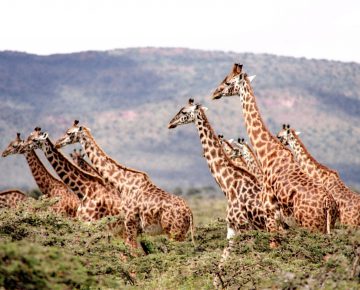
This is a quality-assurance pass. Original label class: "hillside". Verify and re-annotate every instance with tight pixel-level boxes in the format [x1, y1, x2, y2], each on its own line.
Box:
[0, 47, 359, 190]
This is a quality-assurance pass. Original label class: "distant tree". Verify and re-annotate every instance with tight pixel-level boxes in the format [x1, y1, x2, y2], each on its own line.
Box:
[173, 187, 183, 196]
[186, 187, 201, 196]
[28, 188, 42, 199]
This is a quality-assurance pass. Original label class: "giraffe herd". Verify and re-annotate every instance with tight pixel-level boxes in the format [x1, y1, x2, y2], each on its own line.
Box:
[1, 63, 359, 285]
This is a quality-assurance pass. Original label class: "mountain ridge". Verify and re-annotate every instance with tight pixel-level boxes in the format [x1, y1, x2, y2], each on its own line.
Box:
[0, 47, 359, 191]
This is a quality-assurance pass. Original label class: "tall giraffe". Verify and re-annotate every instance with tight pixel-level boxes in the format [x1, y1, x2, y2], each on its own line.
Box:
[168, 99, 283, 235]
[229, 138, 264, 183]
[21, 128, 124, 230]
[0, 189, 28, 209]
[168, 99, 285, 288]
[2, 133, 79, 217]
[55, 120, 194, 246]
[277, 124, 360, 226]
[211, 63, 338, 233]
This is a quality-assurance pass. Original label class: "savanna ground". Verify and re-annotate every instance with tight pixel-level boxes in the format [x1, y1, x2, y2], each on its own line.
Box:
[0, 194, 359, 289]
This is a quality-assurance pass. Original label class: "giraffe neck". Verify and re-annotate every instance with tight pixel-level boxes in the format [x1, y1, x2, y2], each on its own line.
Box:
[241, 84, 287, 168]
[288, 130, 337, 183]
[241, 145, 264, 182]
[24, 150, 62, 196]
[79, 129, 147, 193]
[194, 109, 257, 199]
[42, 138, 104, 199]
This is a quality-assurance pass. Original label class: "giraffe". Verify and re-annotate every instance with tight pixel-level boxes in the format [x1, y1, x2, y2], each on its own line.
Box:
[211, 63, 338, 233]
[54, 120, 194, 247]
[20, 128, 124, 233]
[277, 124, 360, 226]
[2, 133, 79, 217]
[168, 99, 285, 288]
[217, 134, 248, 168]
[229, 138, 264, 183]
[0, 189, 28, 209]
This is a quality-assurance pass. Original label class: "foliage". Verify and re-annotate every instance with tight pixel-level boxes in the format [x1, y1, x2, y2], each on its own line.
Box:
[0, 196, 359, 289]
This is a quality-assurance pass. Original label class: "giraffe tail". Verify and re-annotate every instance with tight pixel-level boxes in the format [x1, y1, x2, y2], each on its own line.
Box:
[189, 211, 196, 247]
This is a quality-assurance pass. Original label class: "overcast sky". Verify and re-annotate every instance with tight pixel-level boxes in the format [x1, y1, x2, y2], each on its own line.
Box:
[0, 0, 359, 62]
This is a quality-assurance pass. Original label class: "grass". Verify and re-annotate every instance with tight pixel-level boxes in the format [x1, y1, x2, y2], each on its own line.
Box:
[0, 195, 359, 289]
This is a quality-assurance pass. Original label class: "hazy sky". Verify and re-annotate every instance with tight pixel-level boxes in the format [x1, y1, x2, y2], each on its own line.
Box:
[0, 0, 359, 62]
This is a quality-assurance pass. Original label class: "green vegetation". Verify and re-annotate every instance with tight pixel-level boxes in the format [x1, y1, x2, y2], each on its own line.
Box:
[0, 196, 359, 289]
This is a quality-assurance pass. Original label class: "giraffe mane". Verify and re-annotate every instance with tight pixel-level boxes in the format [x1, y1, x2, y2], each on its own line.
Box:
[82, 127, 150, 179]
[26, 150, 66, 186]
[47, 137, 107, 186]
[289, 129, 339, 176]
[244, 81, 296, 156]
[199, 108, 258, 181]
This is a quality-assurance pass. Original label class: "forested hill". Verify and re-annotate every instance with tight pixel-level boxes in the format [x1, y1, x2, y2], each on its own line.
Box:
[0, 48, 359, 191]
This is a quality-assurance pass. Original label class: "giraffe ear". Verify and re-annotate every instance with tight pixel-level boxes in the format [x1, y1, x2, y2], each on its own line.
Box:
[40, 132, 49, 139]
[201, 106, 208, 111]
[248, 75, 256, 82]
[295, 131, 301, 135]
[228, 139, 234, 144]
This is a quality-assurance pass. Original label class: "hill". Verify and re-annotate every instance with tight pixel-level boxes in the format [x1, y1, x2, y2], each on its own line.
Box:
[0, 47, 359, 191]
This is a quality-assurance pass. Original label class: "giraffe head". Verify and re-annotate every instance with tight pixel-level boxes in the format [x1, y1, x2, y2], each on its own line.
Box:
[22, 127, 49, 152]
[2, 133, 25, 157]
[218, 134, 238, 158]
[229, 138, 247, 156]
[69, 148, 86, 164]
[55, 120, 85, 148]
[211, 63, 256, 101]
[167, 98, 208, 129]
[276, 124, 301, 146]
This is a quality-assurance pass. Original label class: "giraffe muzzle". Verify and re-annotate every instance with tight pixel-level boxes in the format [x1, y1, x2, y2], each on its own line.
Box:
[168, 123, 177, 129]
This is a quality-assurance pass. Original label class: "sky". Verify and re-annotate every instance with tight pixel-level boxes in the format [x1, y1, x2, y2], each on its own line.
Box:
[0, 0, 359, 63]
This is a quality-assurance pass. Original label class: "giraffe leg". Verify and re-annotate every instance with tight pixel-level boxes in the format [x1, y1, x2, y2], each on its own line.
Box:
[124, 216, 140, 250]
[213, 226, 237, 289]
[262, 187, 285, 232]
